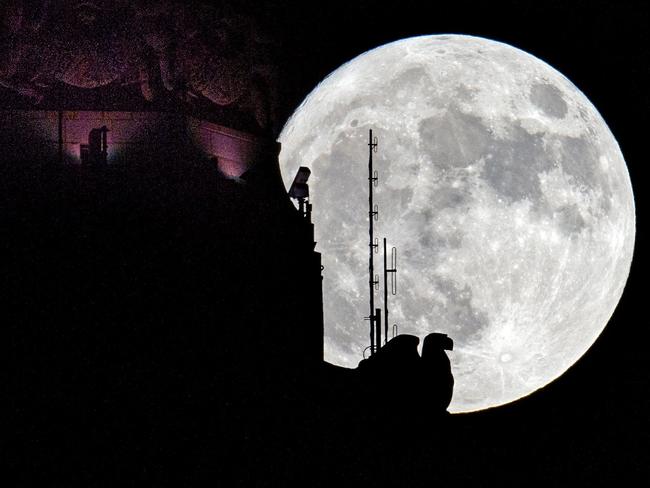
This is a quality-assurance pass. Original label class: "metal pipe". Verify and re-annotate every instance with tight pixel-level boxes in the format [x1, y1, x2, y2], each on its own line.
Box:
[58, 111, 63, 165]
[102, 127, 108, 163]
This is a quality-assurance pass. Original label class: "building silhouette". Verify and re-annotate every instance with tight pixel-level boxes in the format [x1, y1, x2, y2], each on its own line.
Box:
[2, 3, 455, 484]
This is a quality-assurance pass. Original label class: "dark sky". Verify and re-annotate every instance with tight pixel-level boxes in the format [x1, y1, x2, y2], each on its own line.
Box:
[3, 1, 646, 482]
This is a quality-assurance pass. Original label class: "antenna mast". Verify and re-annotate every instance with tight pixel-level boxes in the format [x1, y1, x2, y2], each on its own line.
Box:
[363, 129, 398, 357]
[367, 129, 380, 355]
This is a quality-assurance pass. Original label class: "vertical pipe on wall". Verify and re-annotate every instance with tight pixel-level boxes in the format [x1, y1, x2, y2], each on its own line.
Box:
[58, 111, 63, 165]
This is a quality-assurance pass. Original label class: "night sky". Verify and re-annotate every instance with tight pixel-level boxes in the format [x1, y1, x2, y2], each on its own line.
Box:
[3, 0, 647, 483]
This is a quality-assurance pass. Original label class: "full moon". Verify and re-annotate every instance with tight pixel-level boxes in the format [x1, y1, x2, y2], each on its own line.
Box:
[278, 35, 635, 413]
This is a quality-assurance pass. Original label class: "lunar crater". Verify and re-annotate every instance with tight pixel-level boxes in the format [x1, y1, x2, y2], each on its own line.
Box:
[530, 82, 569, 119]
[499, 353, 513, 363]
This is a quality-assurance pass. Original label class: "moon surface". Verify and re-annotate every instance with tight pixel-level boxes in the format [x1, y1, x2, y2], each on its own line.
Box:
[278, 35, 635, 413]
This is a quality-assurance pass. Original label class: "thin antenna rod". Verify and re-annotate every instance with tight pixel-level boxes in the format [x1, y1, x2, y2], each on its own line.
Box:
[367, 129, 379, 355]
[383, 238, 397, 345]
[384, 237, 388, 344]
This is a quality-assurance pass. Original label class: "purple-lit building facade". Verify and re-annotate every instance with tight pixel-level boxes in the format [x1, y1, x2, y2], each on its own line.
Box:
[0, 109, 268, 178]
[1, 0, 325, 384]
